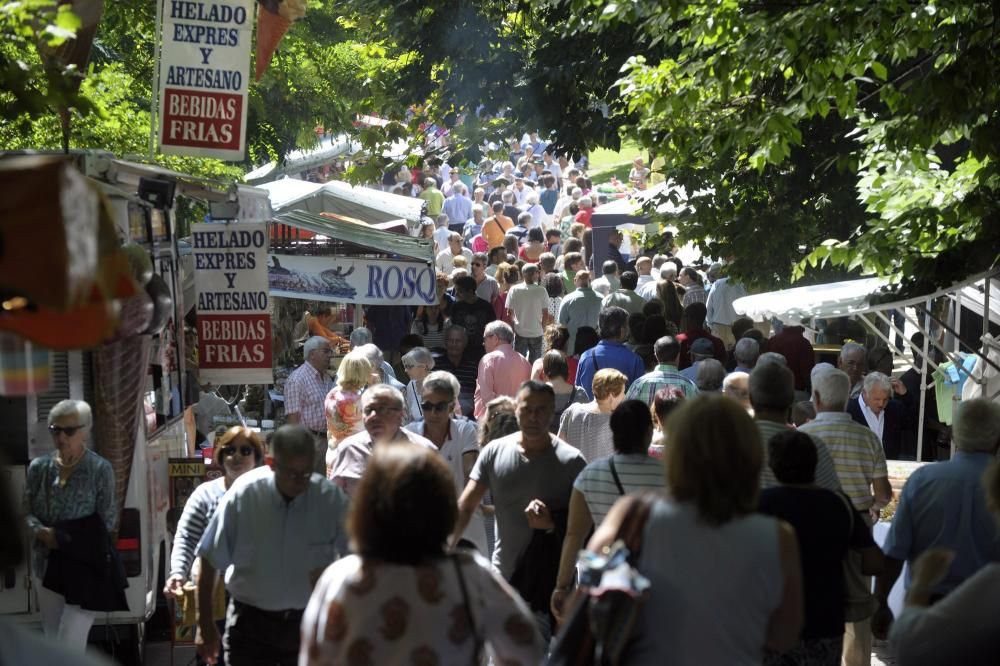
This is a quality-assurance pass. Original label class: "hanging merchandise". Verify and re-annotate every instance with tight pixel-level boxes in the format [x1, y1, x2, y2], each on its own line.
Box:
[962, 334, 1000, 402]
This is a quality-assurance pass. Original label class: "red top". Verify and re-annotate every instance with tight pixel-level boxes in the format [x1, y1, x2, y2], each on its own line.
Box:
[765, 326, 815, 391]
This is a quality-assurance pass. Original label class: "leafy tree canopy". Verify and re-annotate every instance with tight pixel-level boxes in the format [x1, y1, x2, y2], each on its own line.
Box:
[0, 1, 398, 181]
[343, 0, 1000, 294]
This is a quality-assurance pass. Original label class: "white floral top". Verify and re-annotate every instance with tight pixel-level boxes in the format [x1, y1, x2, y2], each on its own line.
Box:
[300, 552, 542, 666]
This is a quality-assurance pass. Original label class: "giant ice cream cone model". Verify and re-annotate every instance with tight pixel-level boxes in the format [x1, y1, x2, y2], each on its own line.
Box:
[255, 7, 290, 81]
[93, 288, 155, 523]
[94, 333, 152, 524]
[254, 0, 306, 80]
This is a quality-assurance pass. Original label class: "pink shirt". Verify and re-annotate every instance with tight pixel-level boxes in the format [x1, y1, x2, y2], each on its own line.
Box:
[473, 343, 531, 418]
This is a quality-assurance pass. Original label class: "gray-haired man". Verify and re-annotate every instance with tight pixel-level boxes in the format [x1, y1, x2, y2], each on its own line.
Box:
[196, 425, 349, 665]
[283, 336, 334, 473]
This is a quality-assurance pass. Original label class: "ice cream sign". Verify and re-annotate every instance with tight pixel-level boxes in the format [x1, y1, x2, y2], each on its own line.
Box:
[158, 1, 253, 160]
[193, 222, 274, 384]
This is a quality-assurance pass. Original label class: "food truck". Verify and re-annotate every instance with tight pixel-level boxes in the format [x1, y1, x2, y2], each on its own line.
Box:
[0, 151, 271, 663]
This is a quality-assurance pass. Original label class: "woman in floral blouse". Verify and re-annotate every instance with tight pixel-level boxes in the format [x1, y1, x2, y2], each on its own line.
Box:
[324, 350, 372, 476]
[300, 445, 542, 666]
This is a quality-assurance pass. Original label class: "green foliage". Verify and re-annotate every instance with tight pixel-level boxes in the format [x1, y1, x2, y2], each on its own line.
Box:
[600, 0, 1000, 293]
[0, 1, 399, 183]
[0, 1, 93, 121]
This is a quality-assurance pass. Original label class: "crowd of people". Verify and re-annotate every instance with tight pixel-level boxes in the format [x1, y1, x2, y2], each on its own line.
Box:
[9, 133, 999, 666]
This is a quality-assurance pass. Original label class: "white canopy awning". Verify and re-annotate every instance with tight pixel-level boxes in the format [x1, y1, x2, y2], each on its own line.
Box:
[734, 271, 1000, 325]
[258, 177, 426, 225]
[733, 277, 890, 324]
[244, 134, 359, 183]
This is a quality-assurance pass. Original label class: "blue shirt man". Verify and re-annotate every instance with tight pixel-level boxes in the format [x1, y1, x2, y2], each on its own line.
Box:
[443, 188, 473, 225]
[197, 426, 350, 664]
[873, 398, 1000, 637]
[575, 306, 646, 399]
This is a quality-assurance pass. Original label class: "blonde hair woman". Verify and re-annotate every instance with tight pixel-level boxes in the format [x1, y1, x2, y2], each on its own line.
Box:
[324, 350, 373, 475]
[556, 368, 627, 461]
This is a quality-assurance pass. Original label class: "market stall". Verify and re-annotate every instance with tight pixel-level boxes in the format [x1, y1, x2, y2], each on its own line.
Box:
[733, 270, 1000, 459]
[590, 181, 701, 269]
[264, 209, 436, 418]
[258, 176, 426, 228]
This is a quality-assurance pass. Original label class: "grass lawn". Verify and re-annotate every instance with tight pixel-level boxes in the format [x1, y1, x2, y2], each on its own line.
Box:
[587, 139, 644, 183]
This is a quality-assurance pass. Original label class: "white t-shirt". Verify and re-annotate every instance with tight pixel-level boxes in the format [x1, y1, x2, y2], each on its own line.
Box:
[404, 419, 487, 554]
[505, 282, 549, 338]
[432, 226, 452, 253]
[436, 247, 473, 274]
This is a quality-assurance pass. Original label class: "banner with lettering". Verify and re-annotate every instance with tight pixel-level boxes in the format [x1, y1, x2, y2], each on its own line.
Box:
[158, 0, 254, 160]
[268, 254, 436, 306]
[193, 223, 273, 384]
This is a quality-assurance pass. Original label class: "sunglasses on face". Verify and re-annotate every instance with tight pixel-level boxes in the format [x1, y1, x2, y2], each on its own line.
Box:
[421, 400, 454, 413]
[49, 425, 83, 437]
[220, 445, 255, 458]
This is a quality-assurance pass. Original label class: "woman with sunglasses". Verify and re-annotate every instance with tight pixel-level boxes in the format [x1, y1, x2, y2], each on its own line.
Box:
[164, 426, 263, 663]
[23, 399, 116, 652]
[403, 371, 488, 554]
[400, 346, 435, 425]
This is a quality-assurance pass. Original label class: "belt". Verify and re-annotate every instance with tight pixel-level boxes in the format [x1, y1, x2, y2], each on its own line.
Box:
[233, 598, 304, 621]
[309, 429, 326, 438]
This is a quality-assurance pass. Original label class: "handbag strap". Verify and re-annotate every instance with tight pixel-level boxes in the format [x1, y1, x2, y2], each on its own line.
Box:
[452, 555, 483, 659]
[608, 456, 626, 496]
[614, 493, 657, 562]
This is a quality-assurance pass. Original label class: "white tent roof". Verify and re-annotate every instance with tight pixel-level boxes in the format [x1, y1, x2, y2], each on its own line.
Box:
[734, 277, 889, 324]
[245, 134, 360, 183]
[734, 271, 1000, 325]
[257, 177, 425, 225]
[256, 178, 324, 211]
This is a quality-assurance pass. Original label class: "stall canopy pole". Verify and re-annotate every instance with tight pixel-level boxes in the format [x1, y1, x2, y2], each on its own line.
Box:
[954, 290, 963, 356]
[920, 300, 933, 461]
[983, 278, 991, 343]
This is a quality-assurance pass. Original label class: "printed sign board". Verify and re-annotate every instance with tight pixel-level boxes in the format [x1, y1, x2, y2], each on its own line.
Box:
[268, 253, 437, 306]
[193, 222, 274, 384]
[158, 0, 254, 160]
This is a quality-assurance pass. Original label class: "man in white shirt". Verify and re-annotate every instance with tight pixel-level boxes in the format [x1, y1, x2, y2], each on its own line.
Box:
[705, 273, 748, 348]
[542, 150, 561, 185]
[436, 232, 474, 274]
[591, 260, 620, 297]
[634, 256, 654, 291]
[637, 264, 677, 301]
[196, 425, 350, 665]
[506, 263, 550, 361]
[431, 214, 452, 253]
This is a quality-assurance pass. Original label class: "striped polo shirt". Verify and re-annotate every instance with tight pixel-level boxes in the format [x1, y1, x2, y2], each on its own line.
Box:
[755, 420, 843, 494]
[572, 453, 665, 525]
[799, 412, 888, 511]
